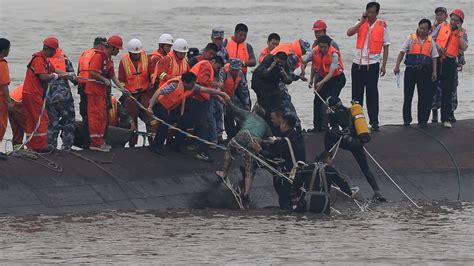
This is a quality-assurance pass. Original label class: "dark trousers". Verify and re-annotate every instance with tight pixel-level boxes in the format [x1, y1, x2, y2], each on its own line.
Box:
[151, 103, 186, 150]
[439, 57, 457, 122]
[224, 111, 238, 139]
[78, 84, 90, 148]
[314, 73, 346, 129]
[273, 176, 292, 210]
[403, 66, 433, 124]
[185, 98, 209, 153]
[351, 63, 380, 126]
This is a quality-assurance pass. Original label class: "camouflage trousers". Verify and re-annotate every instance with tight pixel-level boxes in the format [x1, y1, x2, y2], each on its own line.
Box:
[279, 82, 301, 128]
[47, 98, 76, 149]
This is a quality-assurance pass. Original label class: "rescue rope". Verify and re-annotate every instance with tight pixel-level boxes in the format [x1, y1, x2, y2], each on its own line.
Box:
[11, 149, 63, 172]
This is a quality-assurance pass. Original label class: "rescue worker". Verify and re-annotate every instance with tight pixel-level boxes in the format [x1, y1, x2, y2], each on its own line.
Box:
[294, 151, 357, 214]
[85, 35, 128, 152]
[77, 37, 107, 148]
[118, 38, 153, 147]
[310, 20, 340, 50]
[347, 1, 391, 131]
[224, 23, 257, 79]
[211, 29, 229, 64]
[253, 114, 306, 210]
[147, 72, 230, 155]
[108, 95, 134, 130]
[22, 37, 69, 152]
[46, 48, 77, 150]
[325, 96, 386, 202]
[152, 38, 190, 88]
[432, 9, 468, 128]
[150, 33, 173, 77]
[188, 43, 219, 68]
[8, 84, 26, 149]
[258, 33, 280, 63]
[215, 103, 273, 209]
[218, 58, 251, 139]
[309, 35, 346, 132]
[394, 19, 439, 128]
[0, 38, 12, 143]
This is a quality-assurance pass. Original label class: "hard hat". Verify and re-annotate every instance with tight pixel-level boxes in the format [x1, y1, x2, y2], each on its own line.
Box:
[158, 33, 174, 45]
[173, 38, 189, 53]
[107, 35, 124, 50]
[127, 38, 143, 53]
[450, 9, 465, 22]
[312, 20, 327, 31]
[43, 36, 59, 49]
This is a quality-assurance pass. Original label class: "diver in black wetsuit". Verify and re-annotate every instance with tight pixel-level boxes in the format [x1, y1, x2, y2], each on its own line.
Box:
[324, 96, 386, 202]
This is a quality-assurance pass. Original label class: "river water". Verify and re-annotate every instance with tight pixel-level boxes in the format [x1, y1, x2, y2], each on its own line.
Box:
[1, 0, 473, 263]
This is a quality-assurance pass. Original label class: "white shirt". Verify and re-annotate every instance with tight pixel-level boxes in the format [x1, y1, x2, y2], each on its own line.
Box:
[352, 19, 391, 65]
[400, 34, 439, 58]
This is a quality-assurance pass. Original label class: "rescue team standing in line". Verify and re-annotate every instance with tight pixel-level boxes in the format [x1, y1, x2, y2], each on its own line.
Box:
[0, 4, 468, 205]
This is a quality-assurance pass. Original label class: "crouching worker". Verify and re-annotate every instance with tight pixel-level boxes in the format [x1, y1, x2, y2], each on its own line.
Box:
[252, 114, 306, 210]
[147, 72, 230, 155]
[325, 96, 386, 202]
[215, 103, 273, 208]
[293, 151, 358, 214]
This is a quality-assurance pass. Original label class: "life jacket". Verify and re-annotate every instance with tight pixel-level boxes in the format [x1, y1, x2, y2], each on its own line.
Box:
[270, 40, 303, 68]
[77, 48, 96, 84]
[48, 48, 67, 72]
[10, 84, 23, 103]
[150, 49, 166, 63]
[152, 51, 189, 85]
[108, 95, 119, 127]
[404, 33, 433, 66]
[356, 19, 386, 55]
[190, 60, 214, 101]
[259, 47, 269, 63]
[121, 51, 150, 93]
[226, 37, 250, 73]
[436, 22, 465, 58]
[158, 77, 194, 114]
[83, 50, 112, 95]
[312, 46, 344, 77]
[222, 63, 242, 98]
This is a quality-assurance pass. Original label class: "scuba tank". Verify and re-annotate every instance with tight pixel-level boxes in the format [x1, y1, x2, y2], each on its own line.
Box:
[350, 101, 371, 144]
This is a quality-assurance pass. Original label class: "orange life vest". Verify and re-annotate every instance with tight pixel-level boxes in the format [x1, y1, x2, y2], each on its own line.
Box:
[222, 64, 242, 98]
[77, 48, 96, 84]
[259, 47, 269, 63]
[152, 51, 189, 85]
[436, 22, 465, 58]
[270, 40, 303, 68]
[190, 60, 214, 101]
[312, 46, 344, 77]
[10, 84, 23, 103]
[108, 95, 119, 127]
[158, 77, 194, 114]
[48, 48, 67, 72]
[151, 49, 165, 63]
[404, 33, 433, 67]
[121, 51, 150, 93]
[356, 19, 386, 54]
[226, 37, 250, 73]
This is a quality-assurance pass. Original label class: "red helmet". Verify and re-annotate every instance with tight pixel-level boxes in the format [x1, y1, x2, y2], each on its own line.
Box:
[43, 36, 59, 49]
[450, 9, 465, 22]
[107, 35, 124, 50]
[312, 20, 327, 31]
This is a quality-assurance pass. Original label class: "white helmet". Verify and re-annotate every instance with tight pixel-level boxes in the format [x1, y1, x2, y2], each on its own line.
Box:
[127, 38, 143, 54]
[158, 33, 173, 45]
[173, 38, 189, 53]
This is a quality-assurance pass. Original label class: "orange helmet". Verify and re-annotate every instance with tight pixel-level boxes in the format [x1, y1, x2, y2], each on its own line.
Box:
[107, 35, 124, 50]
[43, 36, 59, 49]
[450, 9, 465, 22]
[312, 20, 327, 31]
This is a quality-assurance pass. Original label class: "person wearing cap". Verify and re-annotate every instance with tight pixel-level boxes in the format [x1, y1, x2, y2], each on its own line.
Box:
[118, 38, 153, 147]
[394, 19, 439, 129]
[0, 38, 12, 143]
[22, 37, 70, 152]
[46, 46, 77, 150]
[219, 58, 251, 139]
[259, 33, 281, 63]
[85, 35, 127, 152]
[152, 38, 190, 88]
[188, 43, 219, 68]
[325, 96, 386, 202]
[211, 28, 229, 64]
[224, 23, 256, 78]
[431, 8, 468, 129]
[347, 1, 391, 131]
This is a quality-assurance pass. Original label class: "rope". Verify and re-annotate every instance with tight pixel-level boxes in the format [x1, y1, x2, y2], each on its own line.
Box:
[11, 149, 63, 172]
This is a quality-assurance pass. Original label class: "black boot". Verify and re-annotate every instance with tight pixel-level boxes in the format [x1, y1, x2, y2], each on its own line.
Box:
[431, 110, 438, 123]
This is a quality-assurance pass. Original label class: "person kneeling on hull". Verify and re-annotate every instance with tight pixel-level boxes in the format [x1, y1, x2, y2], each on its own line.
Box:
[325, 96, 386, 202]
[294, 151, 358, 214]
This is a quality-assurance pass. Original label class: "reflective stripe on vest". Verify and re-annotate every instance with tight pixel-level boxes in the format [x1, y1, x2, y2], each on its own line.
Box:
[312, 46, 344, 77]
[158, 77, 194, 114]
[190, 60, 214, 101]
[436, 22, 465, 58]
[222, 63, 242, 98]
[156, 51, 189, 82]
[78, 49, 96, 84]
[226, 37, 250, 73]
[48, 48, 67, 72]
[10, 84, 23, 103]
[121, 51, 150, 93]
[405, 33, 432, 66]
[356, 19, 386, 55]
[108, 96, 119, 127]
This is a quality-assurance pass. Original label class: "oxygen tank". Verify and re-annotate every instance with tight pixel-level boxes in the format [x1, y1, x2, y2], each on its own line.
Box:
[350, 102, 371, 144]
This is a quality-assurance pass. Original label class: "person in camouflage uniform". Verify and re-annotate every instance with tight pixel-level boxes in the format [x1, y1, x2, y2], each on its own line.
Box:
[47, 54, 77, 150]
